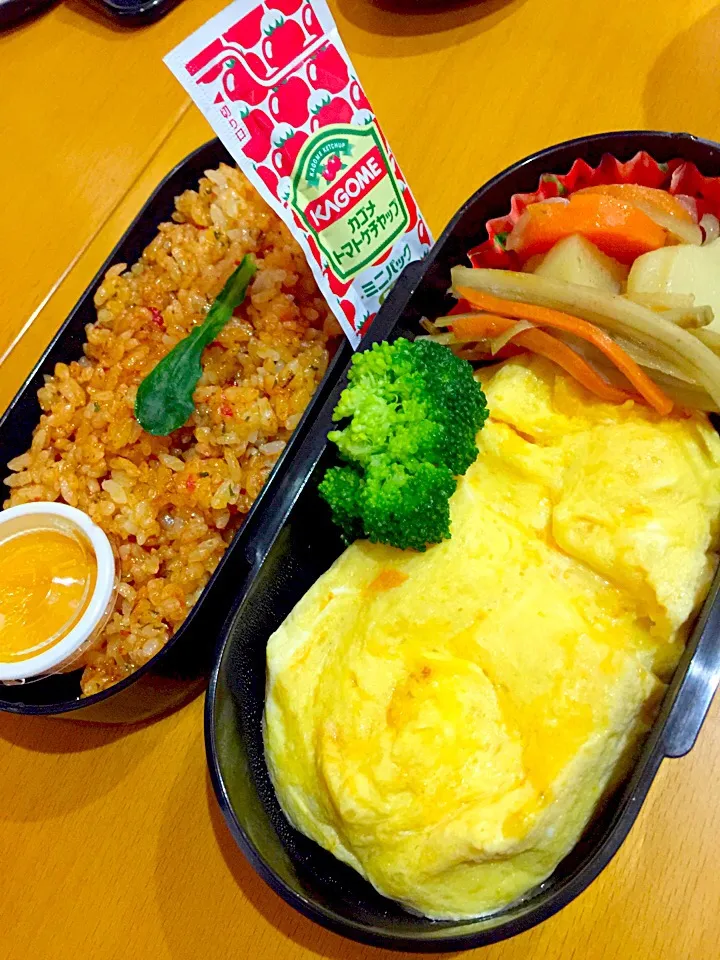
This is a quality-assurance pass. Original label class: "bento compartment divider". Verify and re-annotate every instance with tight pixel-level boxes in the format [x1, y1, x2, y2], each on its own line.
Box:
[663, 571, 720, 757]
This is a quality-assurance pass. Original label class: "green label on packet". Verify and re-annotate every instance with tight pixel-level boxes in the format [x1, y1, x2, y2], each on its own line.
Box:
[291, 124, 410, 281]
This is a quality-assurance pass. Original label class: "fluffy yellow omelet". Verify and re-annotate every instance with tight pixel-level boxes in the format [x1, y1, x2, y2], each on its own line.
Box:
[264, 356, 720, 920]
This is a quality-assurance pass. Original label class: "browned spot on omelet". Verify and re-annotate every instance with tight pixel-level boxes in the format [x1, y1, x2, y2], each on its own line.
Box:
[366, 569, 409, 594]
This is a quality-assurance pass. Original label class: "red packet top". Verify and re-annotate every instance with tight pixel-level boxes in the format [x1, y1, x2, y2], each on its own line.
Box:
[469, 150, 720, 269]
[165, 0, 432, 346]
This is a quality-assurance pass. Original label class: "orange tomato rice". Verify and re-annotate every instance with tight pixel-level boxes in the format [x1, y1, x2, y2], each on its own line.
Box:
[4, 163, 339, 695]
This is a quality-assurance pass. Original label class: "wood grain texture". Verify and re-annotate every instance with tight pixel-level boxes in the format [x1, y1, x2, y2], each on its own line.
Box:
[0, 0, 217, 361]
[2, 1, 720, 958]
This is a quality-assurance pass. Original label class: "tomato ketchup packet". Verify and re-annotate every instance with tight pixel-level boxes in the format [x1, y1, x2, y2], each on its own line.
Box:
[165, 0, 431, 346]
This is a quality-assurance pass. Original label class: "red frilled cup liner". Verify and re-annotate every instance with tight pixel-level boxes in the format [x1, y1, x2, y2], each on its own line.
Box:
[469, 151, 720, 269]
[164, 0, 432, 347]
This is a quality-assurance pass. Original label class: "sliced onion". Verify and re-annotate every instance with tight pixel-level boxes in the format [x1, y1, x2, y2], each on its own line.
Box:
[700, 214, 720, 245]
[489, 320, 533, 354]
[675, 195, 699, 221]
[632, 200, 702, 245]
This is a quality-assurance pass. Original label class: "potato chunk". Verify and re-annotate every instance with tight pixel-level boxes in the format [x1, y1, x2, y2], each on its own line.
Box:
[627, 239, 720, 330]
[531, 234, 628, 294]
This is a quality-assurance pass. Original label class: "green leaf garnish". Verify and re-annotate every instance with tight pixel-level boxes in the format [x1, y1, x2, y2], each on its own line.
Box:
[134, 256, 256, 436]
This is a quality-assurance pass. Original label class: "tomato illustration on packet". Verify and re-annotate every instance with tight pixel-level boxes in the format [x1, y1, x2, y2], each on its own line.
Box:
[307, 44, 349, 93]
[269, 75, 311, 125]
[165, 0, 431, 347]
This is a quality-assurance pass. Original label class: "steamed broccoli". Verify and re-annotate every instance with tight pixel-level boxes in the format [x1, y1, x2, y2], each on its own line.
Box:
[318, 338, 488, 551]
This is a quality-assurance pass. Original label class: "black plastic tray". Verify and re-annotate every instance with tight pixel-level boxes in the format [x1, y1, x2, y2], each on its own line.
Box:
[205, 131, 720, 950]
[0, 139, 351, 723]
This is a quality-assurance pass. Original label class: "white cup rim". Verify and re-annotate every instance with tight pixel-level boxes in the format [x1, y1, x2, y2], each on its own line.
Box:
[0, 502, 116, 682]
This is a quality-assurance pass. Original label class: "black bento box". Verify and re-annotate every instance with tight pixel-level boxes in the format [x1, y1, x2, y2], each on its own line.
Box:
[0, 139, 351, 723]
[204, 132, 720, 951]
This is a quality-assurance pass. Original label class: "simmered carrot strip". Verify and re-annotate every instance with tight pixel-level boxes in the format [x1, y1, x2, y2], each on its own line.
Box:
[451, 313, 516, 339]
[512, 328, 637, 405]
[506, 193, 666, 264]
[450, 313, 635, 402]
[575, 184, 695, 223]
[454, 286, 673, 415]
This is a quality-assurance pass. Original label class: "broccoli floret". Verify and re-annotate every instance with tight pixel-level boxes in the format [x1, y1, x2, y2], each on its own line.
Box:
[317, 465, 364, 542]
[318, 338, 488, 551]
[361, 460, 457, 551]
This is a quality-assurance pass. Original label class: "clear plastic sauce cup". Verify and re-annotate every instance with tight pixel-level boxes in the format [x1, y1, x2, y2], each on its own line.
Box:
[0, 503, 117, 684]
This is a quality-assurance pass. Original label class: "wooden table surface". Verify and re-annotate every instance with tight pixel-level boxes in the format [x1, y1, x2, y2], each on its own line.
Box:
[1, 0, 720, 957]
